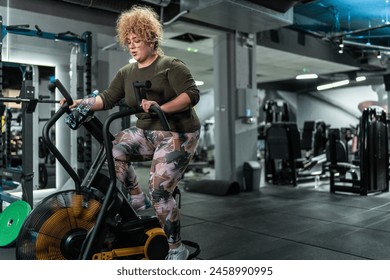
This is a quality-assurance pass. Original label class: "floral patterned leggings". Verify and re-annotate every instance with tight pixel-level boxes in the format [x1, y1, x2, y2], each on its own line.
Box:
[112, 127, 200, 246]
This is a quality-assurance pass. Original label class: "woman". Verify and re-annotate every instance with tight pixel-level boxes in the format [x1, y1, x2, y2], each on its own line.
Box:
[64, 5, 201, 260]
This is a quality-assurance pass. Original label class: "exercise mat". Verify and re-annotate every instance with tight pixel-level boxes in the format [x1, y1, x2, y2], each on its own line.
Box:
[184, 179, 241, 196]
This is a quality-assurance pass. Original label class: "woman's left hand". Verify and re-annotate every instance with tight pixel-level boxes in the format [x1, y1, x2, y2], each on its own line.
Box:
[141, 99, 158, 112]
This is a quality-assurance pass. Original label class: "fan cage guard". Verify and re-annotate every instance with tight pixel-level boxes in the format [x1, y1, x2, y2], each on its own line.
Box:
[16, 190, 102, 260]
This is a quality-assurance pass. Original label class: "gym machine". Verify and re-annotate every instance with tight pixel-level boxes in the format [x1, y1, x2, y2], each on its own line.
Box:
[0, 17, 92, 202]
[0, 17, 92, 247]
[0, 67, 62, 247]
[264, 122, 301, 186]
[16, 79, 200, 260]
[329, 106, 389, 195]
[264, 115, 335, 187]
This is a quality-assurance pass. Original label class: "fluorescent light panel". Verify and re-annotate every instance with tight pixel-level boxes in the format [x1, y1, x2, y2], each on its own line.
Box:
[317, 76, 366, 91]
[356, 76, 366, 82]
[296, 73, 318, 80]
[317, 79, 350, 91]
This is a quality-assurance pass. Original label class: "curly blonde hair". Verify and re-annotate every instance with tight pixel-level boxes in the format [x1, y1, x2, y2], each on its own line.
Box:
[116, 5, 164, 55]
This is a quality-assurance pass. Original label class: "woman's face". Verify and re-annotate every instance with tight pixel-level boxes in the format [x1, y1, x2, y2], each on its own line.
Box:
[126, 32, 155, 65]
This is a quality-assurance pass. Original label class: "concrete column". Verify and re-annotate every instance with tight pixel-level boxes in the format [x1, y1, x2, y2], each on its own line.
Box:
[213, 32, 259, 188]
[213, 32, 235, 181]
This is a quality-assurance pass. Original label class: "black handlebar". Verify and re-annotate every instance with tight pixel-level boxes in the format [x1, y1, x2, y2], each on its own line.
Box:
[131, 80, 170, 130]
[49, 79, 170, 132]
[43, 79, 172, 260]
[130, 80, 170, 131]
[149, 105, 171, 131]
[53, 79, 74, 106]
[133, 80, 152, 89]
[42, 82, 80, 189]
[133, 80, 151, 105]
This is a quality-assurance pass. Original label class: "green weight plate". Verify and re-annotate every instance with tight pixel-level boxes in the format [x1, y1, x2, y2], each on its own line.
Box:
[0, 200, 31, 247]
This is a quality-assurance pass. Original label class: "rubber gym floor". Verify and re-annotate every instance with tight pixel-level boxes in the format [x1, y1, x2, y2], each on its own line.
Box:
[2, 165, 390, 260]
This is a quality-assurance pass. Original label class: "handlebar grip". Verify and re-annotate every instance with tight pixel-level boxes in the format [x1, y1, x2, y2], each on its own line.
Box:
[133, 80, 152, 89]
[150, 105, 171, 131]
[53, 79, 74, 106]
[133, 80, 152, 105]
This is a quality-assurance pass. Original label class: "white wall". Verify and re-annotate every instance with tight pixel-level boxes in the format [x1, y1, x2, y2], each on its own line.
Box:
[297, 84, 384, 130]
[258, 82, 387, 132]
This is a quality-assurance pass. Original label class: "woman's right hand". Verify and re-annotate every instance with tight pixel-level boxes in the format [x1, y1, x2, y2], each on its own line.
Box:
[60, 98, 80, 109]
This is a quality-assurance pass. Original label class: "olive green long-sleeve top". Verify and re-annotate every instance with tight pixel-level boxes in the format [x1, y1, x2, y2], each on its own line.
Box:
[99, 55, 201, 132]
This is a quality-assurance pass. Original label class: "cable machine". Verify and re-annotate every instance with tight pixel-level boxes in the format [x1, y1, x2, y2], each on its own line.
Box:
[0, 16, 92, 209]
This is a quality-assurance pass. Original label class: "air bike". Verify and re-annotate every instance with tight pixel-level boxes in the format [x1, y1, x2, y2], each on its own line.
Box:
[15, 79, 200, 260]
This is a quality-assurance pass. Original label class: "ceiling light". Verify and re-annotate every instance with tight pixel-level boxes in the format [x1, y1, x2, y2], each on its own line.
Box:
[129, 58, 137, 64]
[187, 47, 198, 53]
[356, 76, 366, 82]
[296, 73, 318, 80]
[317, 79, 350, 91]
[195, 80, 204, 86]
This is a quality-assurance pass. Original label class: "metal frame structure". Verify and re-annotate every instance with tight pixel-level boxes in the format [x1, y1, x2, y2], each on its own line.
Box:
[0, 16, 92, 209]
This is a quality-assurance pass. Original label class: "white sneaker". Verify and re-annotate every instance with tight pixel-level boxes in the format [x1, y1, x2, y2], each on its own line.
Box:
[129, 193, 152, 212]
[165, 244, 189, 260]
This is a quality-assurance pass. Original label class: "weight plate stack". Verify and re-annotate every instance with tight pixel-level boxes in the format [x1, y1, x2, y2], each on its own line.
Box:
[0, 200, 31, 247]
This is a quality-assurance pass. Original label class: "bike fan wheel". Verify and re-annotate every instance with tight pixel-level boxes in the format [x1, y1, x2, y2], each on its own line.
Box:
[15, 190, 102, 260]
